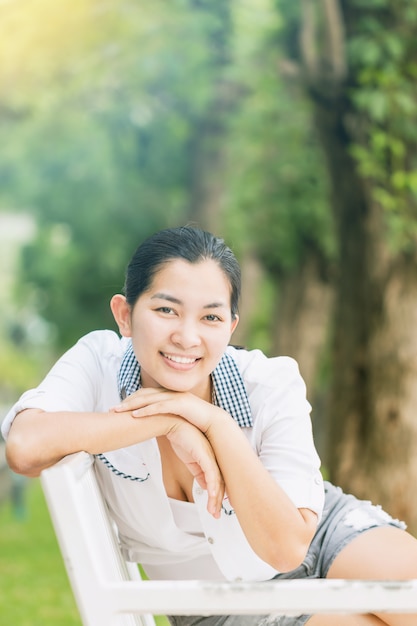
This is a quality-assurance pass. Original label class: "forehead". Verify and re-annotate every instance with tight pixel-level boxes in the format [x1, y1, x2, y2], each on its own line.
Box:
[150, 258, 232, 298]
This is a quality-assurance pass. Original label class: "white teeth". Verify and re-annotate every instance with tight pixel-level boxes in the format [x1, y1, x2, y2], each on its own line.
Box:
[163, 353, 197, 364]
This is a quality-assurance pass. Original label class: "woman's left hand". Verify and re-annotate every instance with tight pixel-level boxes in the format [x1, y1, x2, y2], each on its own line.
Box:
[113, 387, 225, 433]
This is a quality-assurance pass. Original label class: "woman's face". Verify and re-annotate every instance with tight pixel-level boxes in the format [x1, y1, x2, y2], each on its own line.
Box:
[113, 258, 239, 400]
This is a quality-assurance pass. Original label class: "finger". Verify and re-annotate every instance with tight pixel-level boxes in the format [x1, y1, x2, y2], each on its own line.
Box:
[207, 477, 225, 519]
[131, 401, 181, 418]
[132, 395, 214, 432]
[195, 461, 225, 519]
[112, 388, 174, 412]
[178, 455, 224, 518]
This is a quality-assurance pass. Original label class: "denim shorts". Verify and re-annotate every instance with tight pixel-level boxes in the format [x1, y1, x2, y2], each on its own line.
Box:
[167, 482, 406, 626]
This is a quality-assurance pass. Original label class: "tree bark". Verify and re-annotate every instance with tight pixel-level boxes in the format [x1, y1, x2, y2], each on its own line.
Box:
[270, 253, 334, 397]
[303, 21, 417, 532]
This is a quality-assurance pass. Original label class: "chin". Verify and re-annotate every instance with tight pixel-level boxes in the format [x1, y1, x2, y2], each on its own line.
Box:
[164, 381, 194, 393]
[161, 375, 201, 394]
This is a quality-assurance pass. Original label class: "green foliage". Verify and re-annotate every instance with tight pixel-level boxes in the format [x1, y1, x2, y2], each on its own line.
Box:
[0, 341, 49, 399]
[225, 4, 334, 276]
[0, 479, 81, 625]
[347, 0, 417, 249]
[0, 0, 338, 357]
[0, 479, 169, 625]
[0, 0, 236, 350]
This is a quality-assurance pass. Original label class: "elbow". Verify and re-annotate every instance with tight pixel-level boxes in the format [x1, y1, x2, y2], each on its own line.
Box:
[255, 531, 312, 573]
[267, 509, 318, 572]
[268, 541, 310, 573]
[5, 409, 52, 477]
[6, 432, 42, 477]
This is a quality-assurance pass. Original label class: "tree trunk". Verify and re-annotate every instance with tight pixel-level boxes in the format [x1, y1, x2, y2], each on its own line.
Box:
[281, 0, 417, 532]
[232, 254, 266, 350]
[364, 258, 417, 527]
[270, 253, 334, 397]
[311, 82, 417, 533]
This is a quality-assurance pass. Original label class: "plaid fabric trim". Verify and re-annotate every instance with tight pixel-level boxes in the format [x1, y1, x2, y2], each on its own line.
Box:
[211, 352, 253, 428]
[95, 453, 150, 482]
[96, 341, 253, 481]
[118, 341, 253, 427]
[118, 341, 140, 399]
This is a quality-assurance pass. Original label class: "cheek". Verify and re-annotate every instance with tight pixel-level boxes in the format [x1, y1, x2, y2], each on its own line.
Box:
[207, 329, 233, 354]
[131, 341, 157, 374]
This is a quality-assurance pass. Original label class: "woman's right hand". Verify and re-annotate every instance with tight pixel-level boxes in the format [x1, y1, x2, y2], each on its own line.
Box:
[165, 418, 225, 518]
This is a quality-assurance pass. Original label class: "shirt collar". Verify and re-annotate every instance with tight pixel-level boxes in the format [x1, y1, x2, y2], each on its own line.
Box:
[211, 351, 253, 427]
[118, 342, 253, 428]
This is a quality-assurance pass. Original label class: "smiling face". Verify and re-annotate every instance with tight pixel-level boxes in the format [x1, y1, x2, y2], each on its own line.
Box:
[111, 258, 239, 400]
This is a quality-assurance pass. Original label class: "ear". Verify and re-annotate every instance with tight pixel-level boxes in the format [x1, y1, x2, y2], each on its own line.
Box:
[230, 315, 239, 336]
[110, 294, 132, 337]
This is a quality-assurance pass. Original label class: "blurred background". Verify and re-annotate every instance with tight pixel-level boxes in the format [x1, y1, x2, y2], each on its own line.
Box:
[1, 0, 417, 623]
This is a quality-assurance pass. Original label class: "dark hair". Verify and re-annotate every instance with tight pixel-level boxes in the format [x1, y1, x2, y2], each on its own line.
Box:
[124, 226, 241, 318]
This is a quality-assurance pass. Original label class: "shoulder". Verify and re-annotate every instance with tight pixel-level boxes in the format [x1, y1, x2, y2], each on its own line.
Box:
[55, 330, 129, 380]
[74, 329, 128, 359]
[225, 345, 309, 416]
[225, 345, 303, 390]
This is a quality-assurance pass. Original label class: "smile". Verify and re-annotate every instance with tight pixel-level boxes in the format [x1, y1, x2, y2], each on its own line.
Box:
[161, 353, 200, 364]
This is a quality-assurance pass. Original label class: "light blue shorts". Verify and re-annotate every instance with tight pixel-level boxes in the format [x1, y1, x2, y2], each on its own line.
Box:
[167, 482, 406, 626]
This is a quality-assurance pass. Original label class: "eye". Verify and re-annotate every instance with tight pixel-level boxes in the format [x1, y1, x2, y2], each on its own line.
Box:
[155, 306, 176, 315]
[204, 314, 221, 322]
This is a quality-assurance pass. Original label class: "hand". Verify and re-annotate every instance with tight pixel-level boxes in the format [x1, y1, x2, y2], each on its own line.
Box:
[165, 419, 225, 518]
[113, 387, 226, 433]
[113, 389, 225, 517]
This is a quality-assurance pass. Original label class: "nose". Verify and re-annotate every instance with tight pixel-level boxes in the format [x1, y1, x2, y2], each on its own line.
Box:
[171, 319, 201, 349]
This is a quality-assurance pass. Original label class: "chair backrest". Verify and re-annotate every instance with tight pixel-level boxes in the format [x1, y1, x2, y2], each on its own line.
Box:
[41, 451, 417, 626]
[41, 451, 155, 626]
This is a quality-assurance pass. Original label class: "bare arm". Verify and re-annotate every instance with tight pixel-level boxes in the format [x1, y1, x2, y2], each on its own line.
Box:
[204, 410, 318, 572]
[6, 408, 178, 477]
[6, 408, 224, 518]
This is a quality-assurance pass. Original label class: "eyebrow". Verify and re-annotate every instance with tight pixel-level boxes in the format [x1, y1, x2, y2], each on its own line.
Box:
[151, 292, 227, 309]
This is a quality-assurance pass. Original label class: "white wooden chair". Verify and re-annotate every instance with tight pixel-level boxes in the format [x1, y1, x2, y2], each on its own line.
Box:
[40, 451, 417, 626]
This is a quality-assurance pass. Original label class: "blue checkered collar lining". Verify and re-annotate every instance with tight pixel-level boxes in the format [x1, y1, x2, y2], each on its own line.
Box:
[118, 341, 253, 428]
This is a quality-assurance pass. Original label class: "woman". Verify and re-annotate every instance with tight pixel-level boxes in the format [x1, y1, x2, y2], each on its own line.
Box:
[3, 226, 417, 626]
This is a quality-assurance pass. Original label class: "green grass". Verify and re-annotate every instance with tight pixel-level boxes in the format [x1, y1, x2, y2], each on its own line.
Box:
[0, 478, 168, 625]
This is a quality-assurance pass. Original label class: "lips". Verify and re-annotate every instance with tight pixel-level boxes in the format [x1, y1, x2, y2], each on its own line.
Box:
[161, 352, 200, 365]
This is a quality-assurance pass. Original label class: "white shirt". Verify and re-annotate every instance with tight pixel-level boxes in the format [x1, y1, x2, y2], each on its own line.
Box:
[2, 330, 324, 582]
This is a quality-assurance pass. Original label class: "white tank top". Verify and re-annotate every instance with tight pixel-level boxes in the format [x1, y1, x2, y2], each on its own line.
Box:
[141, 498, 225, 581]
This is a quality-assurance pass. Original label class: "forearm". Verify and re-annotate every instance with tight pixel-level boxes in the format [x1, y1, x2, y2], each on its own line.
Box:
[112, 387, 318, 559]
[206, 414, 317, 572]
[6, 408, 176, 478]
